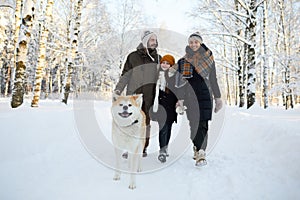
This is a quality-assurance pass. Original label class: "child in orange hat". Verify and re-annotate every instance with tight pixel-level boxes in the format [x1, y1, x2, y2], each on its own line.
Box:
[151, 54, 179, 163]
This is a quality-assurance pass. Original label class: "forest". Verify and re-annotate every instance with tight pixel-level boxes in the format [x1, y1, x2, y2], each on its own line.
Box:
[0, 0, 299, 109]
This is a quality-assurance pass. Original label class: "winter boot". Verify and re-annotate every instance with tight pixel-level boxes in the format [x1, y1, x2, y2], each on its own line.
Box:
[122, 152, 128, 159]
[165, 149, 169, 157]
[195, 149, 207, 166]
[193, 146, 199, 160]
[158, 149, 167, 163]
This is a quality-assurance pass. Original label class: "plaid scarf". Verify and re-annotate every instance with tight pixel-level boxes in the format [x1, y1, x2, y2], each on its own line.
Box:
[179, 44, 214, 79]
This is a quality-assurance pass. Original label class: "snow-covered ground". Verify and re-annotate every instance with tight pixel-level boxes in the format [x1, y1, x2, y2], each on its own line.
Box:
[0, 98, 299, 200]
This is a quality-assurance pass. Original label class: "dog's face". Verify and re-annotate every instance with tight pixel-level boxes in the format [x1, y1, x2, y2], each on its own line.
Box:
[111, 94, 143, 127]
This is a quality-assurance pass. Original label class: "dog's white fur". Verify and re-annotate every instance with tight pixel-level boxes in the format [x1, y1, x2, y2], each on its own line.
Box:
[111, 94, 146, 189]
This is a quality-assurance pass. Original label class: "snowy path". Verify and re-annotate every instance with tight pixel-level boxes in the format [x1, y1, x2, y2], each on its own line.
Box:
[0, 99, 299, 200]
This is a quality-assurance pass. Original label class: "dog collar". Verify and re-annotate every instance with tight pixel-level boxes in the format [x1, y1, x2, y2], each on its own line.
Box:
[120, 119, 139, 128]
[130, 120, 139, 126]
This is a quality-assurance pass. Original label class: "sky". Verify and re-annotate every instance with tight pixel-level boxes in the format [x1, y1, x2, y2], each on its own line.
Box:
[105, 0, 198, 35]
[140, 0, 198, 34]
[0, 98, 299, 199]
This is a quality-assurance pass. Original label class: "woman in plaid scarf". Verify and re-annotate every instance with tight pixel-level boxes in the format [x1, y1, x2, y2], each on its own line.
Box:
[175, 32, 223, 167]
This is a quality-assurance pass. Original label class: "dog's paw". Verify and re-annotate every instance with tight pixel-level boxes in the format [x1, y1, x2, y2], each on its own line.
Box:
[113, 174, 120, 181]
[128, 184, 136, 190]
[122, 152, 128, 159]
[137, 167, 142, 172]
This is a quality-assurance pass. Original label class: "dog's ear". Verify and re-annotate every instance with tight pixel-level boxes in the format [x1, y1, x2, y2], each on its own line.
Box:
[133, 94, 143, 108]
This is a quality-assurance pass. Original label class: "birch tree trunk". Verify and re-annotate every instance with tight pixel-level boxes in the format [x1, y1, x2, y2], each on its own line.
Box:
[61, 3, 73, 104]
[223, 38, 231, 105]
[2, 38, 14, 97]
[57, 65, 61, 93]
[45, 65, 51, 98]
[262, 0, 269, 109]
[5, 0, 23, 95]
[272, 4, 282, 106]
[237, 48, 244, 107]
[279, 0, 293, 109]
[246, 0, 257, 109]
[241, 29, 248, 108]
[62, 0, 83, 104]
[4, 38, 14, 97]
[31, 0, 53, 107]
[0, 0, 21, 97]
[234, 0, 245, 107]
[11, 0, 35, 108]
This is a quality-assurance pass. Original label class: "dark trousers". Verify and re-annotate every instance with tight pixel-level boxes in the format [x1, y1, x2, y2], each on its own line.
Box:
[142, 103, 151, 151]
[158, 122, 173, 152]
[189, 120, 209, 151]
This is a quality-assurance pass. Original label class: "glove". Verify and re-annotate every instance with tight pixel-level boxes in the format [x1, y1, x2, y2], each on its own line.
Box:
[214, 98, 222, 113]
[176, 100, 187, 115]
[112, 90, 121, 102]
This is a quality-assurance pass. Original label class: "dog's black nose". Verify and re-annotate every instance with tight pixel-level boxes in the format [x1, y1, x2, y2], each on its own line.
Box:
[123, 105, 128, 110]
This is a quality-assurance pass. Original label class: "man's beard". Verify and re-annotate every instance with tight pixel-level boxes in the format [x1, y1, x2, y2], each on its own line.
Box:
[147, 43, 157, 49]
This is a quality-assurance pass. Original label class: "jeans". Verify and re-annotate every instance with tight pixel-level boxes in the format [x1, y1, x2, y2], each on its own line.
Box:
[158, 122, 173, 152]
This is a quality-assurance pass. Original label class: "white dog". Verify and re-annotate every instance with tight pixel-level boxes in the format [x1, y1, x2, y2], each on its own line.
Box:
[111, 94, 146, 189]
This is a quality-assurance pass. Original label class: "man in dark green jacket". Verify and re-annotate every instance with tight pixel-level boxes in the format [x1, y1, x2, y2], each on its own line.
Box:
[113, 30, 161, 157]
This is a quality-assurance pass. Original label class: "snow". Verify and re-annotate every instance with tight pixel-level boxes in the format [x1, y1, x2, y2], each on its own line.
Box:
[0, 98, 300, 200]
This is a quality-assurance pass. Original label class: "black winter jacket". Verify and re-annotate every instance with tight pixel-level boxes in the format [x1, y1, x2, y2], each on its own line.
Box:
[115, 43, 161, 120]
[150, 70, 178, 125]
[178, 57, 221, 121]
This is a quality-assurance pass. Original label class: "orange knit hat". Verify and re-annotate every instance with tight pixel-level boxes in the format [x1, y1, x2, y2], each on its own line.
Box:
[160, 54, 175, 66]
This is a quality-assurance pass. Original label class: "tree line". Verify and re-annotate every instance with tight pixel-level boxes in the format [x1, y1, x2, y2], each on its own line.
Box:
[191, 0, 299, 109]
[0, 0, 299, 109]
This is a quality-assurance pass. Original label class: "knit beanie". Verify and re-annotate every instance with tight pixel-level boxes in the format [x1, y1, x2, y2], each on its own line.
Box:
[188, 31, 203, 43]
[141, 30, 158, 49]
[141, 30, 158, 61]
[160, 54, 175, 66]
[153, 54, 175, 113]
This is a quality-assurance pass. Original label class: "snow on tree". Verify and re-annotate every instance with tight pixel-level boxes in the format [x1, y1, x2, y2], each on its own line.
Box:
[31, 0, 54, 107]
[11, 0, 36, 108]
[0, 0, 298, 108]
[62, 0, 83, 104]
[261, 0, 269, 109]
[190, 0, 299, 109]
[0, 4, 14, 97]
